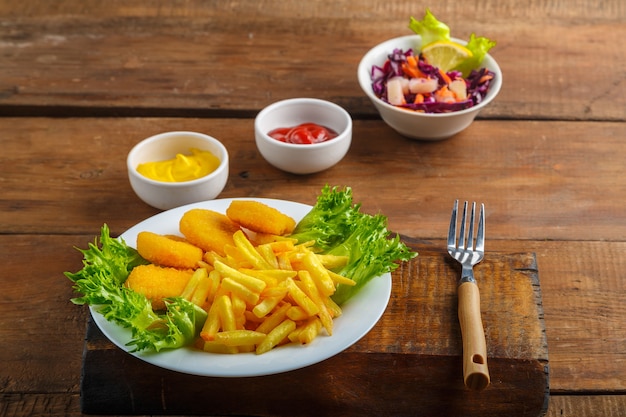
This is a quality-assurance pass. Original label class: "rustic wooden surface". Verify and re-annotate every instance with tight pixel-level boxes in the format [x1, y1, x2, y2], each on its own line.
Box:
[81, 250, 548, 417]
[1, 0, 625, 416]
[0, 1, 624, 121]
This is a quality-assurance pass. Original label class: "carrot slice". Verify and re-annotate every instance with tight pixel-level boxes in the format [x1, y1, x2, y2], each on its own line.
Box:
[413, 93, 425, 104]
[402, 55, 426, 79]
[438, 68, 452, 85]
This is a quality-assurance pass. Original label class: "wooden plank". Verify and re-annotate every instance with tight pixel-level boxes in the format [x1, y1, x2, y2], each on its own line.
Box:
[0, 234, 90, 393]
[0, 1, 624, 120]
[2, 0, 623, 18]
[1, 392, 623, 417]
[0, 394, 83, 416]
[1, 118, 625, 242]
[80, 250, 549, 416]
[547, 396, 626, 417]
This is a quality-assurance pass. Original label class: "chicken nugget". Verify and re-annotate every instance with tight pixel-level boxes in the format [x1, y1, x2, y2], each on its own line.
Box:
[179, 208, 241, 256]
[125, 264, 193, 310]
[226, 200, 296, 236]
[136, 231, 203, 269]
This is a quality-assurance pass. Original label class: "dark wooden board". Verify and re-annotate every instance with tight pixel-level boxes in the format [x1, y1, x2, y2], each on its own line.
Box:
[81, 248, 549, 416]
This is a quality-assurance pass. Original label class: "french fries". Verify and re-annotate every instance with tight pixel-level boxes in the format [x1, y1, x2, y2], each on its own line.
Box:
[133, 200, 357, 355]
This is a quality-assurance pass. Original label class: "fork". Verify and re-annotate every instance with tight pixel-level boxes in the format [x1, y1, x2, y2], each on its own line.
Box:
[447, 200, 491, 391]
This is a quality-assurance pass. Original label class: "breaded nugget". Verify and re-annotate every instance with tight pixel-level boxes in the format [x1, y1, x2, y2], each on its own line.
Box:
[163, 234, 188, 242]
[125, 264, 193, 310]
[179, 208, 241, 256]
[136, 231, 203, 269]
[226, 200, 296, 235]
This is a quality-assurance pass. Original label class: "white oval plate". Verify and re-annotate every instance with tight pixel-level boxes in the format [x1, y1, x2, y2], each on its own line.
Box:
[90, 198, 392, 377]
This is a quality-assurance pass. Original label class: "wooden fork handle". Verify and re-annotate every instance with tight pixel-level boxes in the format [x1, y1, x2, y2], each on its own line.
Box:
[458, 281, 491, 391]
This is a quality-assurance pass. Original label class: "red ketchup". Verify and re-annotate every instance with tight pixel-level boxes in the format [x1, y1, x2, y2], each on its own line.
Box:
[268, 123, 338, 144]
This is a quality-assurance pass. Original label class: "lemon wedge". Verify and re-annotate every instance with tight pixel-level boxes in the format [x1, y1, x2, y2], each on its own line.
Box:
[421, 40, 473, 72]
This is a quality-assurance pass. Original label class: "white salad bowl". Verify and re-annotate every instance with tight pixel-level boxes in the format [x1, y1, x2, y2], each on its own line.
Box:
[127, 131, 229, 210]
[254, 98, 353, 174]
[357, 35, 502, 141]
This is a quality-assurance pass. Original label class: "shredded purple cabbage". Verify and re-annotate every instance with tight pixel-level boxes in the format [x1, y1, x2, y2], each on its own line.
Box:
[370, 48, 494, 113]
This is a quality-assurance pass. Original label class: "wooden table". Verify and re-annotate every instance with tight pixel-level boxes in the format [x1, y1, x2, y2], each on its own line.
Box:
[1, 1, 624, 416]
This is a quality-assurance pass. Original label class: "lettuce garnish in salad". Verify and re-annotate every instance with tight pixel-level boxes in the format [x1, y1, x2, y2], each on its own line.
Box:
[371, 9, 496, 113]
[407, 8, 451, 46]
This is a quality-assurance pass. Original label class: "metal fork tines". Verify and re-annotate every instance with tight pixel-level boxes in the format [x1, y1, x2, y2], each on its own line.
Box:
[447, 200, 485, 283]
[447, 200, 490, 391]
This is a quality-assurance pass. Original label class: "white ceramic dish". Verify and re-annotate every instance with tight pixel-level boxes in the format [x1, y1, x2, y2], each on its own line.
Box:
[90, 198, 392, 377]
[254, 98, 352, 174]
[357, 35, 502, 141]
[127, 131, 229, 210]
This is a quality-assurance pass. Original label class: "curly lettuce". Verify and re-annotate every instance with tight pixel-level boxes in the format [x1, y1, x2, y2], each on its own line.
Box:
[290, 186, 417, 305]
[455, 34, 497, 76]
[65, 225, 207, 352]
[408, 8, 451, 46]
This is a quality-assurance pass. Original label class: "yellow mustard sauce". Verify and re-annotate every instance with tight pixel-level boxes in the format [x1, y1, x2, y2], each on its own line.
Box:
[136, 148, 220, 182]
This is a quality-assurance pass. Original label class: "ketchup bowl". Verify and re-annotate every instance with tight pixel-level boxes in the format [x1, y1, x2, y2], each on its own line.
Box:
[127, 131, 229, 210]
[254, 98, 352, 174]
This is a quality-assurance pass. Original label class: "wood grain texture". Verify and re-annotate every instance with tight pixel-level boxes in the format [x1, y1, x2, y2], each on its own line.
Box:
[1, 393, 623, 417]
[1, 237, 623, 397]
[0, 1, 624, 120]
[2, 117, 625, 241]
[1, 117, 625, 413]
[79, 250, 548, 417]
[1, 0, 625, 415]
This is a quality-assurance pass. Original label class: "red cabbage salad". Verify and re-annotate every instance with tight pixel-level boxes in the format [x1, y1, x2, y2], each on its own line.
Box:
[370, 10, 497, 114]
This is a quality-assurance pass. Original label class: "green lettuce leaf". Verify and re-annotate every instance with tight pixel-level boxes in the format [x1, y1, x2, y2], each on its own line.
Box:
[454, 33, 497, 75]
[290, 185, 417, 305]
[408, 8, 450, 46]
[65, 225, 206, 352]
